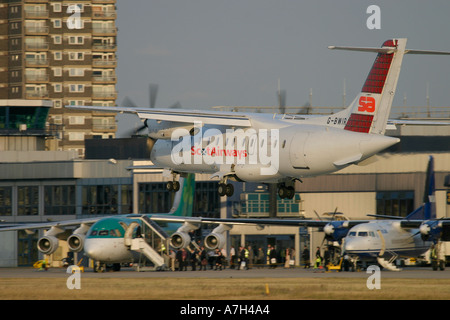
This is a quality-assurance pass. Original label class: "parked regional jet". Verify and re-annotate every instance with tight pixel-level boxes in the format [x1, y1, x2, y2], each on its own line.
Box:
[0, 174, 197, 272]
[67, 38, 450, 197]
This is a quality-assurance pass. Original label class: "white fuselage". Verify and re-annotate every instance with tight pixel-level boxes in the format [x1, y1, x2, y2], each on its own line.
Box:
[150, 115, 399, 183]
[343, 221, 432, 260]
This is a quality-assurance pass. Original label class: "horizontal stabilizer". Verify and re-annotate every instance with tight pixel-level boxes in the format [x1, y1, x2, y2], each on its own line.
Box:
[329, 46, 450, 56]
[328, 46, 396, 54]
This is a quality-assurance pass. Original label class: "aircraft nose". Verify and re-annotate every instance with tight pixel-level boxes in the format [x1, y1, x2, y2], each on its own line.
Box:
[83, 239, 100, 260]
[344, 239, 357, 253]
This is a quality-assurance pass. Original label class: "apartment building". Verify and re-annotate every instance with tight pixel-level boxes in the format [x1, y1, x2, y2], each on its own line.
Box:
[0, 0, 118, 156]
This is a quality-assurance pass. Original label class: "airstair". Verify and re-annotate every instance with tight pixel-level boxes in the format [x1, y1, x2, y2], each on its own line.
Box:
[125, 215, 170, 271]
[376, 230, 402, 271]
[377, 255, 402, 271]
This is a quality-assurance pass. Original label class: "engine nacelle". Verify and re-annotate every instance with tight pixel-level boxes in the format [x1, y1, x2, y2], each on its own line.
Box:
[147, 120, 196, 140]
[323, 221, 348, 243]
[420, 221, 443, 242]
[170, 231, 191, 249]
[204, 224, 232, 250]
[204, 232, 226, 250]
[37, 236, 59, 255]
[67, 234, 85, 252]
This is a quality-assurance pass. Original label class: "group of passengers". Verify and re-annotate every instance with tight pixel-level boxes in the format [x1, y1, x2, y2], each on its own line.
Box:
[169, 247, 226, 271]
[167, 244, 296, 271]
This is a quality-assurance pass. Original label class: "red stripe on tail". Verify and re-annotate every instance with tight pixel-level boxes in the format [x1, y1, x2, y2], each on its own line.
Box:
[344, 113, 374, 133]
[361, 40, 398, 94]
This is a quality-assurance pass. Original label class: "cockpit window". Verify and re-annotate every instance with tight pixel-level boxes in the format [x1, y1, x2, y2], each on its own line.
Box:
[348, 232, 356, 237]
[98, 230, 109, 236]
[358, 231, 368, 237]
[110, 229, 122, 237]
[90, 230, 98, 236]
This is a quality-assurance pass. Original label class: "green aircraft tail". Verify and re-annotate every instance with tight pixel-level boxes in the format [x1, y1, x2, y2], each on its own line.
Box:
[168, 173, 195, 217]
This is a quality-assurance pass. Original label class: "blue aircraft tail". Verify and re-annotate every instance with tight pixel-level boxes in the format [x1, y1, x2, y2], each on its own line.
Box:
[168, 173, 195, 217]
[405, 156, 436, 220]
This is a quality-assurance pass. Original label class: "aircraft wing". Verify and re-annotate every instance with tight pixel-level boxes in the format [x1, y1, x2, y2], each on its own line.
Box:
[387, 119, 450, 126]
[0, 217, 103, 232]
[149, 215, 366, 229]
[66, 105, 252, 127]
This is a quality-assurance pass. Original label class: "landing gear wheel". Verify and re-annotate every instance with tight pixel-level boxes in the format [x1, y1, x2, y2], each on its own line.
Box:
[173, 181, 180, 191]
[218, 183, 226, 196]
[94, 262, 105, 273]
[166, 181, 173, 191]
[286, 186, 295, 199]
[278, 186, 287, 199]
[218, 183, 234, 197]
[225, 183, 234, 197]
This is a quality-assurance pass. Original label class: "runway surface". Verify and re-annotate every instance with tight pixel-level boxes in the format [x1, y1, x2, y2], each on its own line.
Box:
[2, 266, 450, 279]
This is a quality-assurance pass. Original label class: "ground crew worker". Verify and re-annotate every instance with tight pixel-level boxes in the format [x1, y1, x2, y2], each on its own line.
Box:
[244, 247, 249, 270]
[266, 245, 272, 266]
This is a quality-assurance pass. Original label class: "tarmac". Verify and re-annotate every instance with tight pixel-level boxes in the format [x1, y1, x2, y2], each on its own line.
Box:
[2, 265, 450, 279]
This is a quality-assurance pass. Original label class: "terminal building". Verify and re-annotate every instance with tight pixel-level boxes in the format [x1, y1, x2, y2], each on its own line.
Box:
[0, 99, 450, 268]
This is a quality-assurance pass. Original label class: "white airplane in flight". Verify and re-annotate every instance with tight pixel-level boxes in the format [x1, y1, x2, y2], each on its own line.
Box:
[68, 38, 450, 198]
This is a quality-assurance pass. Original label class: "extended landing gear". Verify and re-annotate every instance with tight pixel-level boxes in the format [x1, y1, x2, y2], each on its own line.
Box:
[218, 183, 234, 197]
[94, 262, 121, 272]
[218, 176, 234, 197]
[166, 180, 180, 192]
[165, 170, 180, 192]
[277, 183, 295, 199]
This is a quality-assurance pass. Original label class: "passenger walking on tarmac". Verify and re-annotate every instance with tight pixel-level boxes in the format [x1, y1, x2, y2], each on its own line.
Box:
[169, 250, 176, 271]
[181, 248, 188, 271]
[215, 249, 224, 270]
[323, 247, 330, 270]
[175, 249, 182, 271]
[238, 246, 249, 270]
[257, 247, 265, 268]
[302, 245, 310, 269]
[199, 247, 207, 271]
[269, 245, 277, 269]
[190, 248, 198, 271]
[284, 248, 291, 269]
[247, 245, 254, 269]
[266, 245, 272, 266]
[230, 246, 236, 269]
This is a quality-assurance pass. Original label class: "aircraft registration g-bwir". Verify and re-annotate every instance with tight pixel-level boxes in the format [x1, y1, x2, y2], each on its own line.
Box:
[67, 38, 450, 198]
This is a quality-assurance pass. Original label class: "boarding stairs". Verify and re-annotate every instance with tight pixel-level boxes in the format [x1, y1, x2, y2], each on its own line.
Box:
[377, 251, 402, 272]
[125, 215, 170, 271]
[376, 230, 402, 271]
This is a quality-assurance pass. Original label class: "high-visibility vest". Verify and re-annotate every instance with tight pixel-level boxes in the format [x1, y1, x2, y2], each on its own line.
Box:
[245, 249, 249, 258]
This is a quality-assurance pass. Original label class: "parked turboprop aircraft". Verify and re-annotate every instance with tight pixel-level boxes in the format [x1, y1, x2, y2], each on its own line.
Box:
[341, 155, 449, 271]
[67, 38, 450, 197]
